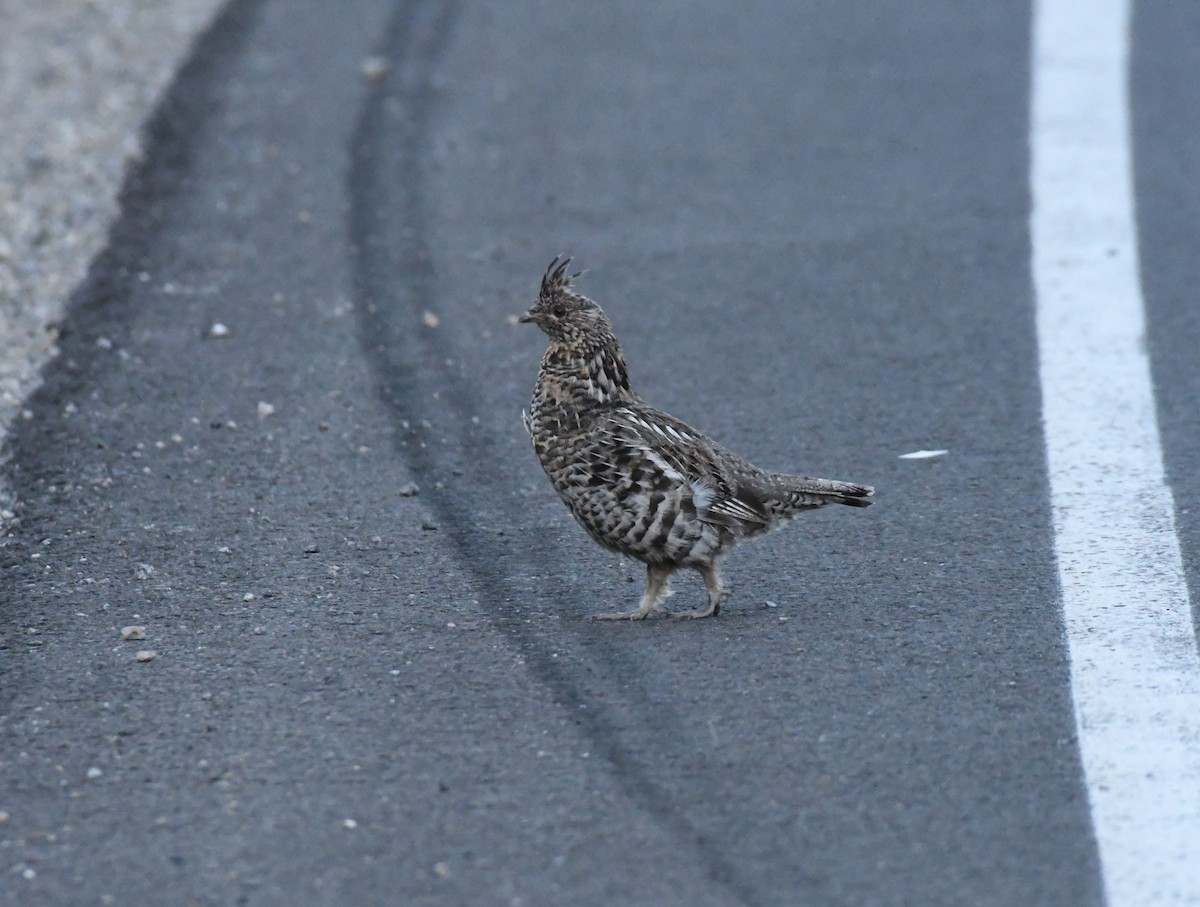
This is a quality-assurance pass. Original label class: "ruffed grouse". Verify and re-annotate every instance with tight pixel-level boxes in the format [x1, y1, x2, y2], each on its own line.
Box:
[520, 258, 873, 620]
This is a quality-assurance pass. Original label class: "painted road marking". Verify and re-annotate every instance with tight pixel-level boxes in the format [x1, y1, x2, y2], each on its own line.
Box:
[1031, 0, 1200, 903]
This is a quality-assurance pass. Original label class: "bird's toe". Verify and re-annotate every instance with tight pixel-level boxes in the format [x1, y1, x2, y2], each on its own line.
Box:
[667, 602, 720, 620]
[591, 606, 661, 621]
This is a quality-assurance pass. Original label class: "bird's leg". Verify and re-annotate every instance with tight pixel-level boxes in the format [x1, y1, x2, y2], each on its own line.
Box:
[592, 563, 673, 621]
[671, 563, 724, 619]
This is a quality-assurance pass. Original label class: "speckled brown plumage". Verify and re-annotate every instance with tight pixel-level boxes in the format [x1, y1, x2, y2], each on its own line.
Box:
[520, 257, 873, 620]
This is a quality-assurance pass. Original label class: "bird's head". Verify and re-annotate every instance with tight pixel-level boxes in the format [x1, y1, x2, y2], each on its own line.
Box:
[519, 257, 612, 346]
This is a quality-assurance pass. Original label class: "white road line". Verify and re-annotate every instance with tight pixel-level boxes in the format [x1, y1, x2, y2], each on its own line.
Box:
[1031, 0, 1200, 903]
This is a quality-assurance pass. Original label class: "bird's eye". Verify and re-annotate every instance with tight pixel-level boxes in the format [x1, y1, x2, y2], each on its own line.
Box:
[551, 304, 567, 318]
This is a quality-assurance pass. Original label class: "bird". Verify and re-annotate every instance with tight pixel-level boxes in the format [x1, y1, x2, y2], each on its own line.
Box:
[519, 257, 873, 620]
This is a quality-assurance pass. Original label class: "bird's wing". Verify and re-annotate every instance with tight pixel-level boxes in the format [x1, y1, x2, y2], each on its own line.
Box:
[600, 406, 770, 531]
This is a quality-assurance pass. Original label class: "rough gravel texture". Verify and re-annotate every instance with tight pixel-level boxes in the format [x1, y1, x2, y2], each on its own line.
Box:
[0, 0, 223, 512]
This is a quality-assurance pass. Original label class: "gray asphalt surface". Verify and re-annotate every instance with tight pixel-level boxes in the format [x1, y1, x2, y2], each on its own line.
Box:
[1134, 1, 1200, 608]
[2, 1, 1197, 905]
[0, 0, 222, 500]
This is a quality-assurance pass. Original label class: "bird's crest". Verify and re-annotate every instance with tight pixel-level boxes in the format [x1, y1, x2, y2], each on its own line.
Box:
[540, 256, 584, 302]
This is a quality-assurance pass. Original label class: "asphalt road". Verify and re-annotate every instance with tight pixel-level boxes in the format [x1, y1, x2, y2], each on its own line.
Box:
[2, 1, 1197, 905]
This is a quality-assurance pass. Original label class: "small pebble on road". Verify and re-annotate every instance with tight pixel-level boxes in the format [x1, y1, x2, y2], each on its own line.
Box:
[360, 56, 390, 81]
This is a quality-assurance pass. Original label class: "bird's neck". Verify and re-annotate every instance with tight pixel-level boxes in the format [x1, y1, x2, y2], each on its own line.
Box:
[538, 336, 634, 407]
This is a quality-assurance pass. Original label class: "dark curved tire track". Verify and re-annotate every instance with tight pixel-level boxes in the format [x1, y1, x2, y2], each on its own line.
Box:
[347, 1, 764, 901]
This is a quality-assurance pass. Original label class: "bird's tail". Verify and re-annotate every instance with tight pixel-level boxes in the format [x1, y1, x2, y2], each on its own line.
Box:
[764, 473, 875, 513]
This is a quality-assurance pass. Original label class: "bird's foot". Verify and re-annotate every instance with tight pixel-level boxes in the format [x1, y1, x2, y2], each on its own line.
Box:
[591, 605, 662, 621]
[669, 596, 723, 620]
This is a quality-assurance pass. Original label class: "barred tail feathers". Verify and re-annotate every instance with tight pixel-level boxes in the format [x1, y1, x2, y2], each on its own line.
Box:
[764, 473, 874, 514]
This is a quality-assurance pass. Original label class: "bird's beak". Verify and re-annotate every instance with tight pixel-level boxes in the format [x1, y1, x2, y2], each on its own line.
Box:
[517, 310, 535, 324]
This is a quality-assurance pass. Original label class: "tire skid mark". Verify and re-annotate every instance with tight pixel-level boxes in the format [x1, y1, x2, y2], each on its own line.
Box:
[346, 1, 761, 902]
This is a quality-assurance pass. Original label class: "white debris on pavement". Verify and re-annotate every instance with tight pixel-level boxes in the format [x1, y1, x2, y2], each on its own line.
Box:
[360, 56, 390, 82]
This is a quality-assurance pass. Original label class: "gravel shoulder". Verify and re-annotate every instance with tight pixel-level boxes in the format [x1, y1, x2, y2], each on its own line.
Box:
[0, 0, 224, 515]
